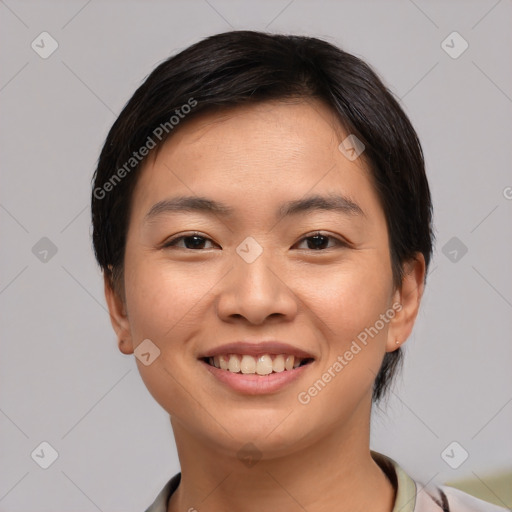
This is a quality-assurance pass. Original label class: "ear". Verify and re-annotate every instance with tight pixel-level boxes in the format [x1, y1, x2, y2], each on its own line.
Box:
[386, 253, 426, 352]
[103, 272, 134, 355]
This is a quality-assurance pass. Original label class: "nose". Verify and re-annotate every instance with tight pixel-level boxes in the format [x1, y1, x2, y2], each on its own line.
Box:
[215, 248, 298, 325]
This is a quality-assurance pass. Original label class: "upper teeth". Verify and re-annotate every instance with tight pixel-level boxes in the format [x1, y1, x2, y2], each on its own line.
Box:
[209, 354, 304, 375]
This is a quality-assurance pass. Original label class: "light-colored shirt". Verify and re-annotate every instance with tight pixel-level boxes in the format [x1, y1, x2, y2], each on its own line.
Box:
[144, 451, 507, 512]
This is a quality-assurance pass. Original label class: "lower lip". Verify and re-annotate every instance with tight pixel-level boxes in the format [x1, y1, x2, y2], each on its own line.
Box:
[200, 360, 313, 395]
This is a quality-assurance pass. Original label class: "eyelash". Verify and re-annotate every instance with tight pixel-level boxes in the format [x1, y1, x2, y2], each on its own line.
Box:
[161, 231, 348, 251]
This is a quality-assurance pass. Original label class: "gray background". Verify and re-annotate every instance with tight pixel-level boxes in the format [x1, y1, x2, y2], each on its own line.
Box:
[1, 0, 511, 511]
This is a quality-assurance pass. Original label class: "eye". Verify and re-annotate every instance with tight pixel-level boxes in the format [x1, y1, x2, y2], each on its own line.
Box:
[294, 232, 347, 251]
[161, 231, 347, 251]
[162, 232, 217, 250]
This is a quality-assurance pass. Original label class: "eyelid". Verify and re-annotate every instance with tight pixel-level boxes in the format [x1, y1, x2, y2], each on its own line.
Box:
[161, 231, 217, 249]
[161, 230, 350, 250]
[294, 231, 350, 249]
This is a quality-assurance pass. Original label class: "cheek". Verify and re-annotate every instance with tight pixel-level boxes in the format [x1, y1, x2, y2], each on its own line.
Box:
[124, 250, 213, 339]
[300, 252, 393, 344]
[122, 255, 216, 407]
[295, 249, 394, 408]
[292, 263, 393, 428]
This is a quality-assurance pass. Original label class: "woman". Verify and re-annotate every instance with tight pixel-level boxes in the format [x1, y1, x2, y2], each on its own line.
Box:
[91, 31, 505, 512]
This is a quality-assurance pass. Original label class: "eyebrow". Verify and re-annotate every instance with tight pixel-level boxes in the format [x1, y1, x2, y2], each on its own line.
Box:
[144, 193, 365, 224]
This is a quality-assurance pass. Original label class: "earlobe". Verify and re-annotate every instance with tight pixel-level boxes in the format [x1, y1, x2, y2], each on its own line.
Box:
[386, 254, 426, 352]
[103, 272, 134, 355]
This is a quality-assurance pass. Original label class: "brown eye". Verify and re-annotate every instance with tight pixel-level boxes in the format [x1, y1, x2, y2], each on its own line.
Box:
[163, 233, 216, 250]
[295, 232, 346, 250]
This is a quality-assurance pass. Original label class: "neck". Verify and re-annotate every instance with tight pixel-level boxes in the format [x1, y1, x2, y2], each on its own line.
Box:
[167, 405, 395, 512]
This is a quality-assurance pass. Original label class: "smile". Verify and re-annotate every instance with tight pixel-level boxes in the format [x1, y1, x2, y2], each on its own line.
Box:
[204, 354, 314, 376]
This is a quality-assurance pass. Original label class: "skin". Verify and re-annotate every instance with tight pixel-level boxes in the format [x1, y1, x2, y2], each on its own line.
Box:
[104, 98, 425, 512]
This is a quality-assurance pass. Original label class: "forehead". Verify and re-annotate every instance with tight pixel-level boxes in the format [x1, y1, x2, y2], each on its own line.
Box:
[154, 98, 348, 164]
[130, 99, 379, 223]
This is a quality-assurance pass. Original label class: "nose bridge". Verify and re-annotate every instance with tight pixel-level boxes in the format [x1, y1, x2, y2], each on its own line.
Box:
[216, 236, 297, 324]
[235, 243, 278, 293]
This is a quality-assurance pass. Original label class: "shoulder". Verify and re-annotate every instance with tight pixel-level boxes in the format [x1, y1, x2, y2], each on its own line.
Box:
[414, 482, 509, 512]
[144, 473, 181, 512]
[439, 485, 508, 512]
[371, 451, 507, 512]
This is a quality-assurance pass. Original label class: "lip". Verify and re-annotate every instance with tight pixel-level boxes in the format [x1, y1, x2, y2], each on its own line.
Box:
[200, 359, 313, 395]
[198, 341, 315, 359]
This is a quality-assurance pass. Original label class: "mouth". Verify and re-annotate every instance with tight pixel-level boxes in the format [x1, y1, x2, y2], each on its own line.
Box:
[201, 354, 315, 376]
[198, 342, 316, 394]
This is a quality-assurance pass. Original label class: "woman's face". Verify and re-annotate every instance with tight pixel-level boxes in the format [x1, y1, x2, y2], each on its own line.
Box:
[106, 99, 420, 459]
